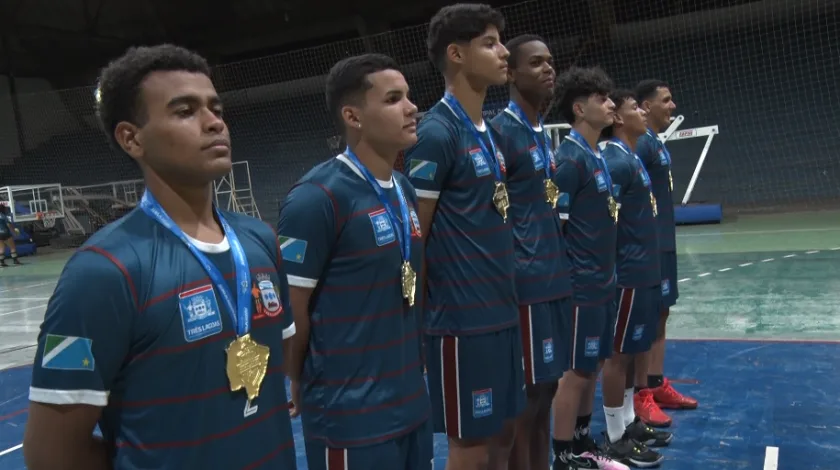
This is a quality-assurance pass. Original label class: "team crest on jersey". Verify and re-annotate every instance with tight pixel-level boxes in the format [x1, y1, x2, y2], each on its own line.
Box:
[369, 208, 396, 246]
[258, 273, 283, 317]
[530, 146, 544, 171]
[594, 170, 608, 193]
[469, 149, 491, 177]
[409, 209, 422, 237]
[612, 184, 621, 197]
[658, 149, 668, 166]
[178, 285, 223, 342]
[497, 151, 507, 174]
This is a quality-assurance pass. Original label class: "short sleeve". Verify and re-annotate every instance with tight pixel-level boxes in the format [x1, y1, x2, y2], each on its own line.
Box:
[276, 182, 336, 289]
[636, 134, 658, 168]
[551, 151, 583, 219]
[403, 117, 457, 200]
[263, 227, 296, 340]
[29, 249, 135, 407]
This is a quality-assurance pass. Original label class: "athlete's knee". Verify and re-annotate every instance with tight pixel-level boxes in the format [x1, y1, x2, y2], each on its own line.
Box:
[657, 310, 668, 338]
[448, 437, 491, 470]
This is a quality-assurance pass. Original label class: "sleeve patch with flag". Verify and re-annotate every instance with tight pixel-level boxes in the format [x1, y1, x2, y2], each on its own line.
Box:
[41, 334, 95, 371]
[408, 160, 438, 181]
[278, 236, 308, 264]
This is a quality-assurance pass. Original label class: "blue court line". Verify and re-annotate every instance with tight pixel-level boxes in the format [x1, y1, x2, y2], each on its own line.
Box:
[2, 340, 839, 469]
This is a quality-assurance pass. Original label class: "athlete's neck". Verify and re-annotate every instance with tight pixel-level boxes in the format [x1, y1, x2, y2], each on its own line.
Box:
[572, 121, 602, 152]
[347, 138, 394, 182]
[143, 171, 223, 243]
[446, 77, 486, 126]
[509, 88, 541, 126]
[613, 129, 639, 153]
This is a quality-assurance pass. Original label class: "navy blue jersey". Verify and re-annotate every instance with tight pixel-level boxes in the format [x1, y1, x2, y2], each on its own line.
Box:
[603, 140, 661, 288]
[551, 136, 617, 305]
[402, 100, 518, 335]
[277, 155, 430, 448]
[636, 130, 676, 251]
[0, 211, 11, 236]
[490, 109, 572, 304]
[29, 209, 297, 469]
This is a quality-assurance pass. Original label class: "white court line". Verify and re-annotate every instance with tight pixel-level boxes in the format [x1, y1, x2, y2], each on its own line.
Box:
[832, 247, 840, 251]
[739, 262, 753, 267]
[762, 258, 774, 262]
[0, 304, 48, 317]
[0, 281, 56, 294]
[0, 297, 49, 301]
[698, 272, 711, 277]
[0, 443, 22, 457]
[719, 267, 732, 272]
[763, 446, 779, 470]
[783, 254, 797, 258]
[678, 278, 691, 282]
[678, 227, 840, 237]
[805, 250, 819, 254]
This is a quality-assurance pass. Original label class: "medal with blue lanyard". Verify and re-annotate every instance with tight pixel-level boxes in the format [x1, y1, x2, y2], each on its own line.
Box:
[611, 138, 658, 217]
[507, 101, 560, 207]
[443, 92, 510, 222]
[140, 191, 269, 401]
[344, 148, 416, 306]
[568, 130, 618, 224]
[648, 129, 673, 192]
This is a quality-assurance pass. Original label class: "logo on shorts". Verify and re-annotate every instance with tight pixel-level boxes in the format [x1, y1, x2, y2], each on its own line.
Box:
[584, 336, 600, 358]
[543, 338, 554, 363]
[472, 389, 493, 418]
[633, 325, 645, 341]
[594, 171, 608, 193]
[469, 149, 491, 177]
[178, 285, 223, 342]
[661, 279, 671, 296]
[368, 208, 396, 246]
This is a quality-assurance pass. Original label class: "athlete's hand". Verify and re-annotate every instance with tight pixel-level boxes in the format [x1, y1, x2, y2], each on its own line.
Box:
[289, 379, 302, 418]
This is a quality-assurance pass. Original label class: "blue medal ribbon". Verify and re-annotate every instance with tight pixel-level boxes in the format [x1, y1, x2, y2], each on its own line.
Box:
[568, 129, 613, 196]
[647, 129, 671, 166]
[507, 101, 553, 180]
[443, 92, 503, 181]
[344, 148, 412, 266]
[609, 138, 653, 186]
[140, 191, 252, 337]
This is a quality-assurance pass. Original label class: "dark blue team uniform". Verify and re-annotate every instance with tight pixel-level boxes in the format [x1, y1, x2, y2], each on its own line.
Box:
[277, 155, 432, 470]
[0, 211, 12, 240]
[403, 99, 525, 440]
[29, 209, 297, 469]
[604, 139, 661, 354]
[637, 130, 678, 308]
[552, 133, 617, 372]
[491, 107, 573, 384]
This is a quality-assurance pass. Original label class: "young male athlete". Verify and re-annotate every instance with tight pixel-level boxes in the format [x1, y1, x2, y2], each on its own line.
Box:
[601, 89, 673, 467]
[490, 34, 572, 470]
[403, 4, 525, 469]
[23, 45, 297, 470]
[0, 205, 22, 266]
[549, 66, 627, 470]
[277, 53, 432, 470]
[634, 80, 697, 427]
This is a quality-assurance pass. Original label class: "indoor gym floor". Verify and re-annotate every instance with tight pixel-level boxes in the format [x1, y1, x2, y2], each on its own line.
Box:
[0, 210, 838, 469]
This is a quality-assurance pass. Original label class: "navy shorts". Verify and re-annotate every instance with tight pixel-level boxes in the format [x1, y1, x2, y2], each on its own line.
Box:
[660, 251, 679, 308]
[519, 297, 572, 385]
[426, 327, 526, 440]
[613, 286, 660, 354]
[571, 302, 615, 373]
[305, 419, 433, 470]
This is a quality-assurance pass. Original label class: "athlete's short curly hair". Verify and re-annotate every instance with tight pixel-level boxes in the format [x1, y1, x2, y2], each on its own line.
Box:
[556, 66, 614, 123]
[427, 3, 505, 73]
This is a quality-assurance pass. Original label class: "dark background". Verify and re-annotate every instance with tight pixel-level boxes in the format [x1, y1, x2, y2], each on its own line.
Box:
[1, 0, 838, 226]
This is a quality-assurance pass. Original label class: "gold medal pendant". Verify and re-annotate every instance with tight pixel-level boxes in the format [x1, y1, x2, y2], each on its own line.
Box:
[669, 170, 674, 192]
[608, 196, 619, 224]
[544, 179, 560, 207]
[226, 334, 270, 400]
[401, 260, 417, 307]
[650, 193, 659, 217]
[492, 181, 510, 222]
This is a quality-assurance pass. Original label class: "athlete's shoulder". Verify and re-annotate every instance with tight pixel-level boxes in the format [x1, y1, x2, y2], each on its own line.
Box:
[223, 211, 275, 239]
[489, 108, 517, 131]
[601, 141, 629, 162]
[417, 102, 458, 138]
[556, 137, 588, 161]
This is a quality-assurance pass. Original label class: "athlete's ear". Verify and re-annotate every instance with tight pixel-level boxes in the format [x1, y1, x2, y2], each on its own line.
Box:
[446, 43, 465, 66]
[572, 100, 586, 121]
[612, 111, 624, 127]
[115, 121, 144, 161]
[341, 105, 362, 130]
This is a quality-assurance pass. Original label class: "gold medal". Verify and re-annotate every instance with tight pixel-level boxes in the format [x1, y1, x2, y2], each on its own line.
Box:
[650, 193, 658, 217]
[492, 181, 510, 222]
[669, 170, 674, 192]
[401, 260, 417, 307]
[226, 334, 270, 400]
[544, 179, 560, 207]
[608, 196, 619, 224]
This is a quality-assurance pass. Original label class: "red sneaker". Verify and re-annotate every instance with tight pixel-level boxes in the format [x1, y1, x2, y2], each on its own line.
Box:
[634, 389, 672, 428]
[651, 378, 698, 409]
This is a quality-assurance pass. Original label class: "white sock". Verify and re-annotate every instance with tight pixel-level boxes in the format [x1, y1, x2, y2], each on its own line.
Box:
[604, 406, 625, 443]
[622, 388, 636, 427]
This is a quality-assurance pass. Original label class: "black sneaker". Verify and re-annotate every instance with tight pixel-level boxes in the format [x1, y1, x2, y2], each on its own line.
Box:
[626, 417, 673, 447]
[552, 451, 601, 470]
[602, 432, 664, 468]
